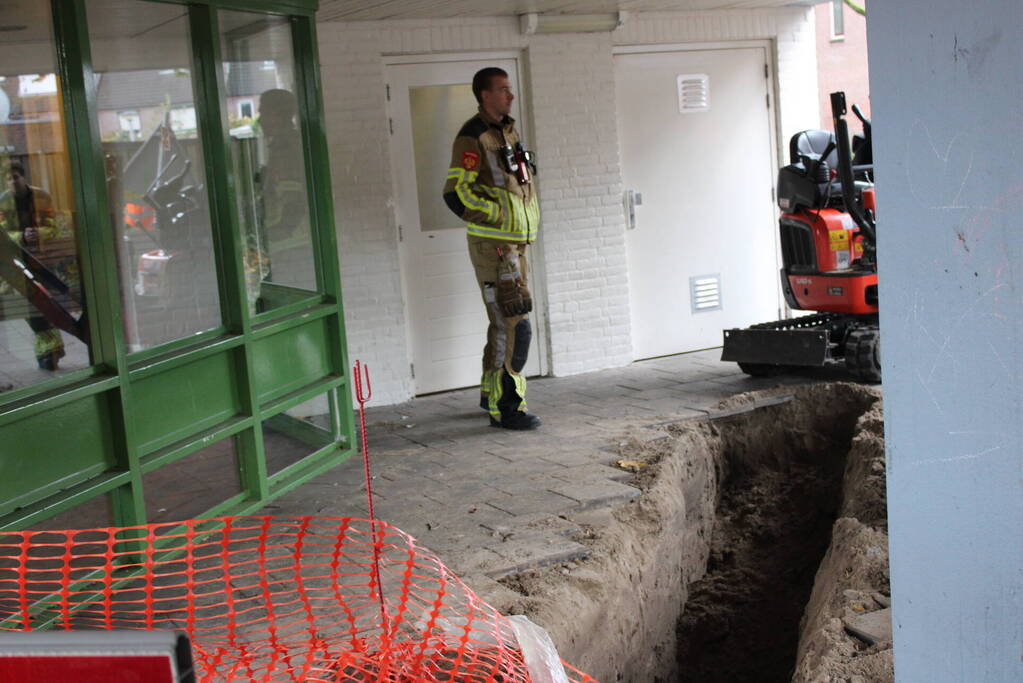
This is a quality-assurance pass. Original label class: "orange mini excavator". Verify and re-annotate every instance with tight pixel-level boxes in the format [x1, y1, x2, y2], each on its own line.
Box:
[721, 91, 880, 382]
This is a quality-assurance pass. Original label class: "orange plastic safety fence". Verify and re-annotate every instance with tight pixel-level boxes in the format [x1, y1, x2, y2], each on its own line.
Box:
[0, 516, 596, 682]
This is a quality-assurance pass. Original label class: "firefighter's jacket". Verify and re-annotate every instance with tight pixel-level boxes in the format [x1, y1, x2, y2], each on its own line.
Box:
[0, 185, 58, 246]
[0, 186, 79, 298]
[443, 109, 539, 243]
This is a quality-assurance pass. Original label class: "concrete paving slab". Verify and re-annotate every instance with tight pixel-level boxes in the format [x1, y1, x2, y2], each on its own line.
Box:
[536, 448, 608, 468]
[549, 480, 642, 511]
[479, 513, 582, 539]
[546, 463, 634, 484]
[261, 349, 825, 584]
[483, 536, 591, 579]
[844, 607, 893, 645]
[485, 489, 580, 516]
[438, 546, 506, 576]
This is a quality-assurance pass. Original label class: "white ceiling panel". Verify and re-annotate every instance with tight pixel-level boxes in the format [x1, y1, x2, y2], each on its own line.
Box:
[317, 0, 820, 22]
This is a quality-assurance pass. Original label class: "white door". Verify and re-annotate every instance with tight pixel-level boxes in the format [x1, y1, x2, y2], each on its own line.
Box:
[615, 47, 780, 360]
[387, 58, 544, 394]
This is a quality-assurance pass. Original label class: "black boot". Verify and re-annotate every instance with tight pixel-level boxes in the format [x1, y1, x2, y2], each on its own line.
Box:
[490, 411, 541, 430]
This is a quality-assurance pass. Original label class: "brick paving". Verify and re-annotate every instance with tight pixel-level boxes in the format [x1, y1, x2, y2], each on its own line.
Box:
[263, 349, 833, 597]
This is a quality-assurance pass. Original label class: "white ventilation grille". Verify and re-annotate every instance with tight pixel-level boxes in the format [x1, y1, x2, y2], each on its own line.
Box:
[677, 74, 710, 113]
[690, 274, 722, 313]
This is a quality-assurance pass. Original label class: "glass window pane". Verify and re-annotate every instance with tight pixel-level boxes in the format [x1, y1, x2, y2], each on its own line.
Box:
[832, 0, 845, 37]
[28, 494, 115, 531]
[263, 390, 337, 476]
[0, 2, 90, 393]
[143, 438, 241, 524]
[410, 84, 478, 232]
[87, 1, 222, 351]
[219, 11, 318, 315]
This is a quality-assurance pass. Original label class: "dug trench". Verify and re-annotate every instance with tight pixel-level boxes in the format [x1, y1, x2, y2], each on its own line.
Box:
[492, 383, 893, 682]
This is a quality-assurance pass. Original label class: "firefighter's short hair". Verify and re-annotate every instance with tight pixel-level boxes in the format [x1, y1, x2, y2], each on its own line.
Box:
[259, 89, 297, 119]
[5, 160, 25, 177]
[472, 67, 509, 104]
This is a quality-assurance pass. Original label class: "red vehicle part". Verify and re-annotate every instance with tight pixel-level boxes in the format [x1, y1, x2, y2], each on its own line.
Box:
[780, 207, 878, 314]
[786, 272, 878, 314]
[861, 186, 876, 212]
[721, 91, 880, 382]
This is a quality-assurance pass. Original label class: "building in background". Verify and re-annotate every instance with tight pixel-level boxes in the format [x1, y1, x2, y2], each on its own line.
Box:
[816, 0, 869, 128]
[317, 5, 824, 405]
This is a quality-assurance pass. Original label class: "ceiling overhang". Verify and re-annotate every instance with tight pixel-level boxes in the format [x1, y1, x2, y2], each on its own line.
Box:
[316, 0, 826, 23]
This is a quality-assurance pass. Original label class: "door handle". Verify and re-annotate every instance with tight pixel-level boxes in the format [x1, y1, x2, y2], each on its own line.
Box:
[624, 190, 643, 230]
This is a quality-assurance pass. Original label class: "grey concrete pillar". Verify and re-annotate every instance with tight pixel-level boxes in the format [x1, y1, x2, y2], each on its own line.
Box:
[868, 1, 1023, 680]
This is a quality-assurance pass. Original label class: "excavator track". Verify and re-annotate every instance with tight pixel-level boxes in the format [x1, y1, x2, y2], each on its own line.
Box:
[722, 313, 879, 380]
[746, 312, 847, 331]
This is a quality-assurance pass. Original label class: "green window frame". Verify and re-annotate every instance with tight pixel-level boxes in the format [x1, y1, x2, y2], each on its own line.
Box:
[0, 0, 354, 531]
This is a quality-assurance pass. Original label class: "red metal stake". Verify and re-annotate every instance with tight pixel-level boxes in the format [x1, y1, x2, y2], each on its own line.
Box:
[353, 360, 375, 522]
[353, 361, 389, 635]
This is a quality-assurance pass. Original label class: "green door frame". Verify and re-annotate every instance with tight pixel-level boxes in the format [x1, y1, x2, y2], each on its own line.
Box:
[0, 0, 355, 531]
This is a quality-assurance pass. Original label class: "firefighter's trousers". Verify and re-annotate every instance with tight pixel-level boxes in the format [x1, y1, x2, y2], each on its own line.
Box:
[467, 234, 531, 419]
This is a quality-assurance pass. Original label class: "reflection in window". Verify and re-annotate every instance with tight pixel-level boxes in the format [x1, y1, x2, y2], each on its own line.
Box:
[117, 110, 142, 141]
[0, 3, 90, 394]
[88, 1, 221, 351]
[220, 11, 318, 315]
[169, 106, 197, 136]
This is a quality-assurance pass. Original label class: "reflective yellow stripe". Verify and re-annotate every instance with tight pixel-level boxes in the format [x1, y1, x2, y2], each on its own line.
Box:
[272, 233, 309, 251]
[487, 370, 527, 417]
[34, 328, 64, 357]
[454, 179, 537, 242]
[479, 184, 503, 224]
[525, 195, 540, 238]
[466, 223, 527, 241]
[449, 168, 499, 221]
[487, 371, 502, 417]
[507, 188, 519, 238]
[512, 373, 527, 413]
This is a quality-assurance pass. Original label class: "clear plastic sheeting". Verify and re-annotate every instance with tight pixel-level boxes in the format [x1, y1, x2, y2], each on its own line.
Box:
[509, 615, 571, 683]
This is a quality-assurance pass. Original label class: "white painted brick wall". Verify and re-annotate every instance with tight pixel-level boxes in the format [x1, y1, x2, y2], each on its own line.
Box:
[317, 23, 413, 405]
[528, 32, 633, 376]
[615, 8, 821, 143]
[316, 8, 818, 405]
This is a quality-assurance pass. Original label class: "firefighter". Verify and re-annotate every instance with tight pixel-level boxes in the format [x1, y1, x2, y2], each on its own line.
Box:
[248, 88, 309, 313]
[0, 161, 73, 370]
[442, 67, 541, 430]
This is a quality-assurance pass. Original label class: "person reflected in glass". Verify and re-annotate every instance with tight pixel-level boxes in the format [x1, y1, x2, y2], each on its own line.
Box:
[0, 161, 77, 370]
[248, 88, 309, 312]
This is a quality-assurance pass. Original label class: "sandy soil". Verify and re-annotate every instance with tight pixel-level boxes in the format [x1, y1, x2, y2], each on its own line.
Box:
[791, 397, 893, 683]
[675, 462, 845, 682]
[496, 420, 721, 681]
